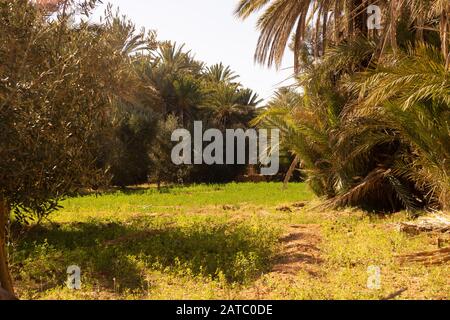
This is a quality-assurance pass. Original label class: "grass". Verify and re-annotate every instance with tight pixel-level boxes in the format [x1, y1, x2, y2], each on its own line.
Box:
[54, 183, 314, 222]
[9, 183, 449, 300]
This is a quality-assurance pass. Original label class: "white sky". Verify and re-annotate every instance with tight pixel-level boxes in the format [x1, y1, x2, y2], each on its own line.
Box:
[92, 0, 294, 104]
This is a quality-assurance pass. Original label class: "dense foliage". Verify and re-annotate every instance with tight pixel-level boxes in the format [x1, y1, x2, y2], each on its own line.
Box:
[107, 42, 261, 187]
[242, 0, 449, 212]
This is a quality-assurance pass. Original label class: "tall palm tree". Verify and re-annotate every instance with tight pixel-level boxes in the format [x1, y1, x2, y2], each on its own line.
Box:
[151, 41, 202, 75]
[235, 0, 376, 185]
[342, 43, 450, 209]
[235, 1, 449, 70]
[407, 0, 449, 66]
[235, 0, 373, 72]
[239, 0, 449, 202]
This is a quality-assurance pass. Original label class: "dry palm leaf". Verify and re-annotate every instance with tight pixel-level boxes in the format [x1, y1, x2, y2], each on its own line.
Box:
[398, 214, 450, 235]
[397, 247, 450, 266]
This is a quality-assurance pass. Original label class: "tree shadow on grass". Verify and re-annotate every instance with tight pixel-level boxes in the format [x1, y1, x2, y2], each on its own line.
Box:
[69, 185, 177, 199]
[12, 220, 276, 293]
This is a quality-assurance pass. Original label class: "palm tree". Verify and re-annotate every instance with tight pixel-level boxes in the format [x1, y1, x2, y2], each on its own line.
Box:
[145, 41, 203, 118]
[256, 36, 449, 210]
[235, 0, 375, 72]
[341, 43, 450, 209]
[235, 1, 449, 70]
[407, 0, 449, 66]
[235, 0, 373, 185]
[254, 85, 337, 196]
[254, 88, 306, 188]
[203, 63, 240, 84]
[202, 82, 259, 129]
[173, 75, 204, 125]
[240, 0, 449, 209]
[103, 13, 151, 57]
[151, 41, 202, 75]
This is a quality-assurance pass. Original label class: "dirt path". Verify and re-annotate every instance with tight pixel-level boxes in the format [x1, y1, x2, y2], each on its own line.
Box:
[239, 223, 323, 299]
[270, 224, 322, 277]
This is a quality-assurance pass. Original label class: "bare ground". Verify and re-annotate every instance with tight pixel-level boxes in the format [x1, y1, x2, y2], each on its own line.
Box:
[270, 224, 322, 277]
[239, 223, 323, 299]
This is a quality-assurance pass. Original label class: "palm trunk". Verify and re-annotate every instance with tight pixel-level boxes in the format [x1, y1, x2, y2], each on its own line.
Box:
[283, 155, 300, 189]
[389, 0, 401, 53]
[314, 7, 322, 59]
[441, 6, 449, 69]
[0, 195, 15, 300]
[345, 0, 354, 38]
[353, 0, 366, 35]
[157, 178, 161, 191]
[416, 15, 424, 42]
[334, 2, 341, 43]
[322, 5, 328, 55]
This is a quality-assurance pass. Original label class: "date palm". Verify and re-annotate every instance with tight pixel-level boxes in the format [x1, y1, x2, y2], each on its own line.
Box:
[146, 41, 203, 117]
[342, 43, 450, 209]
[235, 0, 373, 72]
[235, 0, 449, 70]
[235, 0, 378, 186]
[204, 63, 240, 84]
[203, 83, 259, 129]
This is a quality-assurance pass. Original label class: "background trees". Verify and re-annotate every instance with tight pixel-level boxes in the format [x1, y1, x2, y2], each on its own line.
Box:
[107, 40, 261, 186]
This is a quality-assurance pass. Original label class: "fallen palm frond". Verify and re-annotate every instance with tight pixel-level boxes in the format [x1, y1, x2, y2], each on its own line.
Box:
[398, 214, 450, 235]
[397, 247, 450, 266]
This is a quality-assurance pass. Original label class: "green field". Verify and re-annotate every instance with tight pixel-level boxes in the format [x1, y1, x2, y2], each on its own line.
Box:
[11, 183, 449, 300]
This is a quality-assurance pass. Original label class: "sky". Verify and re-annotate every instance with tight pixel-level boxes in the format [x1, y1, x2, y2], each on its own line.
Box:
[92, 0, 294, 104]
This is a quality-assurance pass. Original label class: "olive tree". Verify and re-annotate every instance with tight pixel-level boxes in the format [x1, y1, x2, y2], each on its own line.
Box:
[0, 0, 141, 298]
